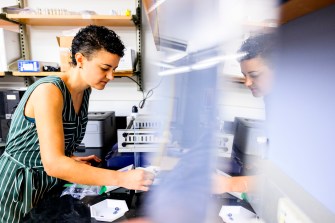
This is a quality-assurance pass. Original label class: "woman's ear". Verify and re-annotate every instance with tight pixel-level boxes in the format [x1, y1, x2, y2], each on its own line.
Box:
[75, 52, 84, 68]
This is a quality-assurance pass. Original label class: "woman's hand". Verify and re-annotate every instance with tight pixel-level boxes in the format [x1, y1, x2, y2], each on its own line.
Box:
[71, 155, 102, 165]
[212, 174, 232, 194]
[212, 174, 251, 194]
[117, 169, 155, 191]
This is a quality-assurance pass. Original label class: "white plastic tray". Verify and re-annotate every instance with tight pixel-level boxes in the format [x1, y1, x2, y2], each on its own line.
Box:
[90, 199, 129, 222]
[219, 205, 257, 223]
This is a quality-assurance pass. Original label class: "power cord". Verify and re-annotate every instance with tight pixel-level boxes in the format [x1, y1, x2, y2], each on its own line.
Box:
[124, 76, 163, 109]
[125, 76, 141, 89]
[138, 78, 162, 109]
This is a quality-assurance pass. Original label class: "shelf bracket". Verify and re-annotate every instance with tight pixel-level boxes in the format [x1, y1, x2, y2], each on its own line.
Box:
[135, 4, 143, 91]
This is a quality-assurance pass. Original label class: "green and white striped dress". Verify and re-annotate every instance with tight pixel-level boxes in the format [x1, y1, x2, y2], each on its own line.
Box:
[0, 76, 91, 222]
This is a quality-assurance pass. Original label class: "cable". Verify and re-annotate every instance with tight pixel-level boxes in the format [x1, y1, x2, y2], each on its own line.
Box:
[125, 76, 142, 89]
[125, 76, 163, 109]
[138, 78, 163, 109]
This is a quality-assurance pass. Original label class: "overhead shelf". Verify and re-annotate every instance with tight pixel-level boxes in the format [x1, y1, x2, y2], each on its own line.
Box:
[113, 70, 135, 77]
[279, 0, 335, 24]
[224, 75, 245, 84]
[241, 0, 335, 28]
[0, 17, 17, 26]
[5, 14, 135, 27]
[11, 70, 135, 77]
[11, 71, 57, 76]
[0, 13, 19, 32]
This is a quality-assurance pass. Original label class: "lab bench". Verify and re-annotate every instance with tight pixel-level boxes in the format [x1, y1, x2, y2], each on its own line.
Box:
[22, 186, 254, 223]
[22, 186, 148, 223]
[21, 154, 256, 222]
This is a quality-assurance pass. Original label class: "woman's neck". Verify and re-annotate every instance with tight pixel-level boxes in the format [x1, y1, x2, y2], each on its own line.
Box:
[60, 67, 88, 95]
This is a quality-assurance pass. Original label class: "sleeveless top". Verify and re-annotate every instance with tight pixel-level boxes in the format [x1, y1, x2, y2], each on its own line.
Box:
[0, 76, 91, 222]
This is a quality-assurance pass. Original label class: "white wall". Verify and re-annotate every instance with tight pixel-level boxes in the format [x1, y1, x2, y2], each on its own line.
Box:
[217, 76, 266, 122]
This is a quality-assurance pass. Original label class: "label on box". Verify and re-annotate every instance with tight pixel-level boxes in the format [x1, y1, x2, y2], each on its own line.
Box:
[18, 60, 40, 72]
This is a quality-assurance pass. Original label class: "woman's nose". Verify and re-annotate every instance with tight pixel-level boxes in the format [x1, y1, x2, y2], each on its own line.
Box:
[106, 71, 114, 80]
[244, 76, 252, 87]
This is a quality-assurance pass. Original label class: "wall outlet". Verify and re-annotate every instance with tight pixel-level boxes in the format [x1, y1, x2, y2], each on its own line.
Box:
[217, 134, 234, 157]
[277, 197, 313, 223]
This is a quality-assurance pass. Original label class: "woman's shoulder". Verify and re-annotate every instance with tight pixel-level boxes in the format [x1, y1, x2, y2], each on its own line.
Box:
[30, 76, 65, 90]
[34, 75, 62, 84]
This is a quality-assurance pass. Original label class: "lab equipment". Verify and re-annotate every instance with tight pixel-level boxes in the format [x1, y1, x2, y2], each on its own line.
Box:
[231, 117, 267, 175]
[17, 60, 59, 72]
[74, 111, 116, 158]
[233, 117, 267, 158]
[117, 114, 163, 152]
[0, 90, 24, 143]
[17, 60, 41, 72]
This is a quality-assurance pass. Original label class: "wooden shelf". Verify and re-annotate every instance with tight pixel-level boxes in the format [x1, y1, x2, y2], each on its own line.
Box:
[0, 18, 17, 26]
[6, 14, 135, 27]
[279, 0, 335, 25]
[11, 70, 134, 77]
[0, 72, 5, 76]
[12, 71, 55, 76]
[225, 75, 245, 84]
[0, 13, 19, 32]
[114, 70, 135, 77]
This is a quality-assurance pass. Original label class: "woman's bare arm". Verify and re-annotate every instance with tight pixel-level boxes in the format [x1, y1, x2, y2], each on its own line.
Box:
[26, 83, 153, 191]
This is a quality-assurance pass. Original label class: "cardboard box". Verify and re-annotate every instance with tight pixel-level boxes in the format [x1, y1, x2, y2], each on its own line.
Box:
[117, 48, 136, 71]
[56, 36, 73, 48]
[56, 36, 73, 72]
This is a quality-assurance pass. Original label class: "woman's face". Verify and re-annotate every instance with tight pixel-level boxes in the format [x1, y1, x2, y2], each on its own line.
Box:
[80, 49, 121, 90]
[240, 56, 273, 97]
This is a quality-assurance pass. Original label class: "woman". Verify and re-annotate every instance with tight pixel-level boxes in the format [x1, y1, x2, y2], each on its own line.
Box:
[213, 33, 275, 195]
[239, 33, 275, 98]
[0, 25, 154, 222]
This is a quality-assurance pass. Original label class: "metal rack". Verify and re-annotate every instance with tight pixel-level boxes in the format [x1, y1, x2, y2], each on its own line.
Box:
[0, 0, 143, 89]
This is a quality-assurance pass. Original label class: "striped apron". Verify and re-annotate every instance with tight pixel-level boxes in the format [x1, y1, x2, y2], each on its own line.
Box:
[0, 76, 90, 222]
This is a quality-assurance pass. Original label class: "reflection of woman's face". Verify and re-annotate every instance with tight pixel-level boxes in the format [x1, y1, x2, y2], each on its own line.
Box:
[240, 56, 273, 97]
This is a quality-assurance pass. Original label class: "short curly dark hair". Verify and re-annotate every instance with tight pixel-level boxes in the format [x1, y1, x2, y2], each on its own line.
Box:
[238, 33, 277, 66]
[71, 25, 125, 66]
